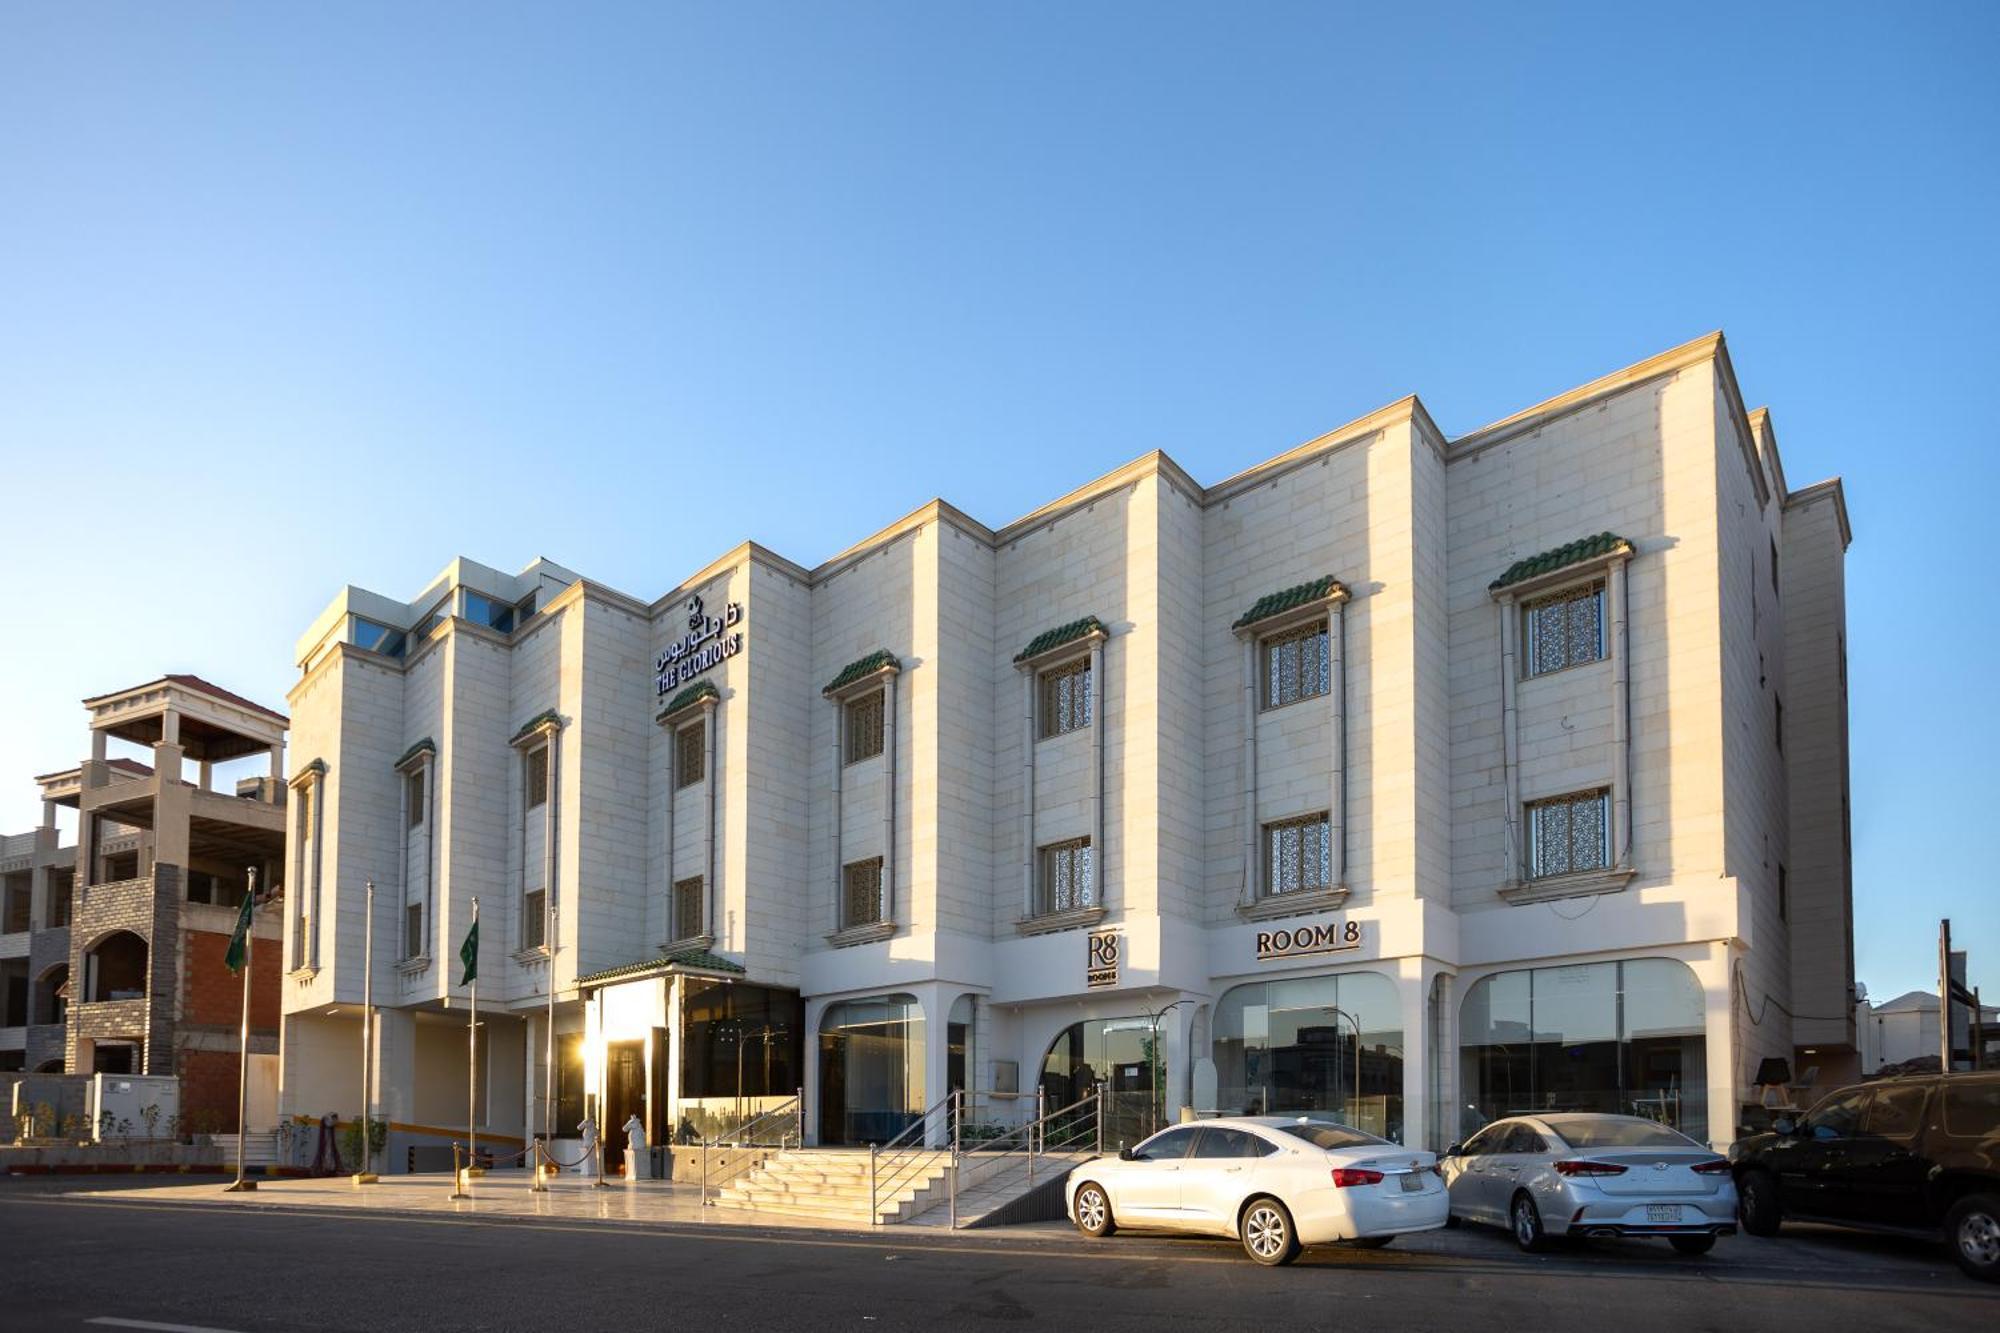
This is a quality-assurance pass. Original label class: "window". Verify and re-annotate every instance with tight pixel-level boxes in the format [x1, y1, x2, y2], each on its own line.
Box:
[1777, 864, 1788, 922]
[1264, 813, 1332, 896]
[462, 591, 515, 634]
[1944, 1080, 2000, 1136]
[184, 871, 215, 906]
[1500, 1124, 1548, 1154]
[841, 859, 884, 929]
[1460, 958, 1709, 1140]
[672, 875, 704, 941]
[1770, 537, 1780, 594]
[844, 690, 884, 765]
[1038, 658, 1092, 739]
[404, 903, 423, 959]
[47, 871, 72, 929]
[1526, 789, 1609, 879]
[1862, 1084, 1928, 1139]
[1278, 1122, 1388, 1150]
[1461, 1123, 1509, 1156]
[1263, 621, 1331, 709]
[415, 598, 450, 639]
[406, 768, 426, 829]
[1212, 972, 1404, 1136]
[1191, 1127, 1277, 1158]
[1037, 837, 1094, 915]
[1775, 696, 1784, 753]
[351, 616, 406, 658]
[522, 889, 546, 950]
[1131, 1126, 1200, 1161]
[1523, 582, 1605, 677]
[525, 746, 549, 810]
[2, 876, 30, 933]
[1543, 1116, 1696, 1150]
[675, 721, 704, 790]
[1802, 1088, 1868, 1140]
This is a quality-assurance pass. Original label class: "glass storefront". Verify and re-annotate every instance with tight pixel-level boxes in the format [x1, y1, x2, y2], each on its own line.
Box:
[1213, 971, 1405, 1142]
[818, 993, 925, 1145]
[1042, 1016, 1165, 1147]
[1459, 957, 1707, 1140]
[681, 979, 805, 1142]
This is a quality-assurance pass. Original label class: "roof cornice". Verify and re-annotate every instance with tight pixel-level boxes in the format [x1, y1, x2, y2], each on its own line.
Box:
[1784, 477, 1853, 550]
[1449, 332, 1726, 459]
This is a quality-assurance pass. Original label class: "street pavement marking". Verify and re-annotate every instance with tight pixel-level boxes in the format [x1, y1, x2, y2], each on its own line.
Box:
[87, 1319, 250, 1333]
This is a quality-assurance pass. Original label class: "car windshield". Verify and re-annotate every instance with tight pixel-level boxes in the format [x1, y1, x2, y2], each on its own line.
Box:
[1543, 1117, 1697, 1149]
[1277, 1122, 1387, 1150]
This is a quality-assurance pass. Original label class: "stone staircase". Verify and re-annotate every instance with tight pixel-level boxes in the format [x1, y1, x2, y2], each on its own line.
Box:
[713, 1146, 1102, 1227]
[713, 1148, 952, 1224]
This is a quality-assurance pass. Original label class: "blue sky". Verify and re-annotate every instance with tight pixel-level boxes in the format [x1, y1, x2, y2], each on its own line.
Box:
[1, 3, 1994, 1001]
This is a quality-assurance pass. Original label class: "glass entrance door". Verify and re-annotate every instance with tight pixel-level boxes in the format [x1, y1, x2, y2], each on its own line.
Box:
[1043, 1017, 1163, 1148]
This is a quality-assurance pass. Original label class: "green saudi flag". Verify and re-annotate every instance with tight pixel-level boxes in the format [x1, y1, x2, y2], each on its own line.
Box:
[224, 889, 255, 974]
[458, 916, 479, 986]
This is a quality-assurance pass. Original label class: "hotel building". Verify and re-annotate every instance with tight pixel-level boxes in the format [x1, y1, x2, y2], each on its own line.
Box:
[278, 333, 1854, 1166]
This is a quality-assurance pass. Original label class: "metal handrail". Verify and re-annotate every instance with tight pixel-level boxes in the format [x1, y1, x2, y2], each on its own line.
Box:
[867, 1088, 961, 1223]
[698, 1090, 803, 1204]
[938, 1086, 1104, 1229]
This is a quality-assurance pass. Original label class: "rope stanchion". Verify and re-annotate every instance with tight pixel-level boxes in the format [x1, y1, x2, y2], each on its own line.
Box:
[448, 1142, 470, 1200]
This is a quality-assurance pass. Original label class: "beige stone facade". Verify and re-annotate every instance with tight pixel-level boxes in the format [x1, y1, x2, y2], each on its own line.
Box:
[281, 332, 1853, 1161]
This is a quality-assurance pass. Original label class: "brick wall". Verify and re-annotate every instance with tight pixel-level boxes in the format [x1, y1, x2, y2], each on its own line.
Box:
[182, 928, 280, 1030]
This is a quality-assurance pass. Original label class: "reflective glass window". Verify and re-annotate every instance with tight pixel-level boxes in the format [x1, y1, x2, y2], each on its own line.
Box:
[1212, 971, 1404, 1142]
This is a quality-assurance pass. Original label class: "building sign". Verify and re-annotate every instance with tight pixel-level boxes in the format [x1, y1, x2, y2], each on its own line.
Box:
[1086, 930, 1120, 989]
[1255, 918, 1362, 963]
[656, 594, 743, 696]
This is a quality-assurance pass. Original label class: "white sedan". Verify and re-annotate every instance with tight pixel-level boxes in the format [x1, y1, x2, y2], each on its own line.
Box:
[1065, 1116, 1450, 1265]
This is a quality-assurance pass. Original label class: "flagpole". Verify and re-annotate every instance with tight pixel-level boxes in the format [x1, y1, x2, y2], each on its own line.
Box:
[225, 867, 257, 1193]
[468, 896, 479, 1174]
[355, 879, 377, 1184]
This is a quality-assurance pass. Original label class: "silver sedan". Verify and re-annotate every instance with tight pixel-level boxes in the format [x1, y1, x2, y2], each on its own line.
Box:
[1440, 1113, 1738, 1255]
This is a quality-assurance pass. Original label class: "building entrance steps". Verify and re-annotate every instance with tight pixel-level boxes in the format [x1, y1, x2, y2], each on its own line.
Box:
[711, 1146, 1102, 1227]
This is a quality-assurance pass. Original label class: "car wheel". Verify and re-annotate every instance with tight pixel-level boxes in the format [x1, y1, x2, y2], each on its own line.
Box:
[1946, 1193, 2000, 1282]
[1511, 1192, 1552, 1254]
[1737, 1169, 1782, 1237]
[1073, 1182, 1116, 1238]
[1241, 1196, 1302, 1266]
[1345, 1235, 1394, 1249]
[1669, 1234, 1716, 1257]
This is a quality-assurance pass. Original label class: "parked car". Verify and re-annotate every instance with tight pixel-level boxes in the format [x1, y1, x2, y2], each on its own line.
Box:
[1729, 1071, 2000, 1282]
[1065, 1116, 1449, 1265]
[1440, 1113, 1737, 1255]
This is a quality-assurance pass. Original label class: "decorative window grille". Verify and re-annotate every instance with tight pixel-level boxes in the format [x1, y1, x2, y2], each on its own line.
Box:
[1525, 789, 1610, 879]
[525, 746, 549, 810]
[1039, 658, 1092, 738]
[673, 875, 704, 941]
[845, 690, 885, 765]
[1522, 583, 1605, 677]
[1037, 838, 1094, 915]
[522, 889, 546, 949]
[1263, 621, 1331, 709]
[841, 859, 884, 929]
[1264, 813, 1332, 896]
[675, 720, 705, 789]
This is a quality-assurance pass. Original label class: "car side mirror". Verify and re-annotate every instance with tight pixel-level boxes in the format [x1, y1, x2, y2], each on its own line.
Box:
[1771, 1117, 1796, 1136]
[1118, 1147, 1137, 1161]
[1443, 1143, 1462, 1158]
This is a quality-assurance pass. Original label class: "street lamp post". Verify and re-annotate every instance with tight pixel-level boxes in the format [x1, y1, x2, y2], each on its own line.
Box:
[1321, 1006, 1364, 1125]
[1144, 999, 1197, 1137]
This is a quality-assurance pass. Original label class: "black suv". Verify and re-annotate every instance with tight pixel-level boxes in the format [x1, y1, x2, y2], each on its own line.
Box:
[1730, 1072, 2000, 1280]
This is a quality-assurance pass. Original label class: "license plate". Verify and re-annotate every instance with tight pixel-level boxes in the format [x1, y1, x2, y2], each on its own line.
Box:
[1646, 1204, 1680, 1222]
[1399, 1173, 1426, 1193]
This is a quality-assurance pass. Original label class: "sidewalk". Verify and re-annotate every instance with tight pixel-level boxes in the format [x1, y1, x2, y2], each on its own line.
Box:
[59, 1170, 1079, 1242]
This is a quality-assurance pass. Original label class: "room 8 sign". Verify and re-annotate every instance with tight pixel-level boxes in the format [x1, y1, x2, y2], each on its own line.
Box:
[1254, 918, 1363, 962]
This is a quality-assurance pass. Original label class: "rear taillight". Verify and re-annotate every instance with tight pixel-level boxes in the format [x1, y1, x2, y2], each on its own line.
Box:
[1553, 1160, 1627, 1177]
[1331, 1167, 1385, 1188]
[1691, 1159, 1732, 1176]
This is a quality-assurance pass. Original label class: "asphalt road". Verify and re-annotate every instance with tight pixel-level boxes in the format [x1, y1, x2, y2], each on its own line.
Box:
[2, 1177, 1994, 1333]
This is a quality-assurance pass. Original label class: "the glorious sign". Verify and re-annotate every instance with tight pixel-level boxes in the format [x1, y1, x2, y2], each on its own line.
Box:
[1254, 918, 1362, 962]
[656, 594, 744, 696]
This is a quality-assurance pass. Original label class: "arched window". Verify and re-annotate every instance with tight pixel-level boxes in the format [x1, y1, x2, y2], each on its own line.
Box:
[1042, 1015, 1165, 1148]
[1458, 957, 1706, 1140]
[1212, 971, 1403, 1141]
[85, 932, 148, 1003]
[818, 994, 923, 1145]
[35, 964, 69, 1025]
